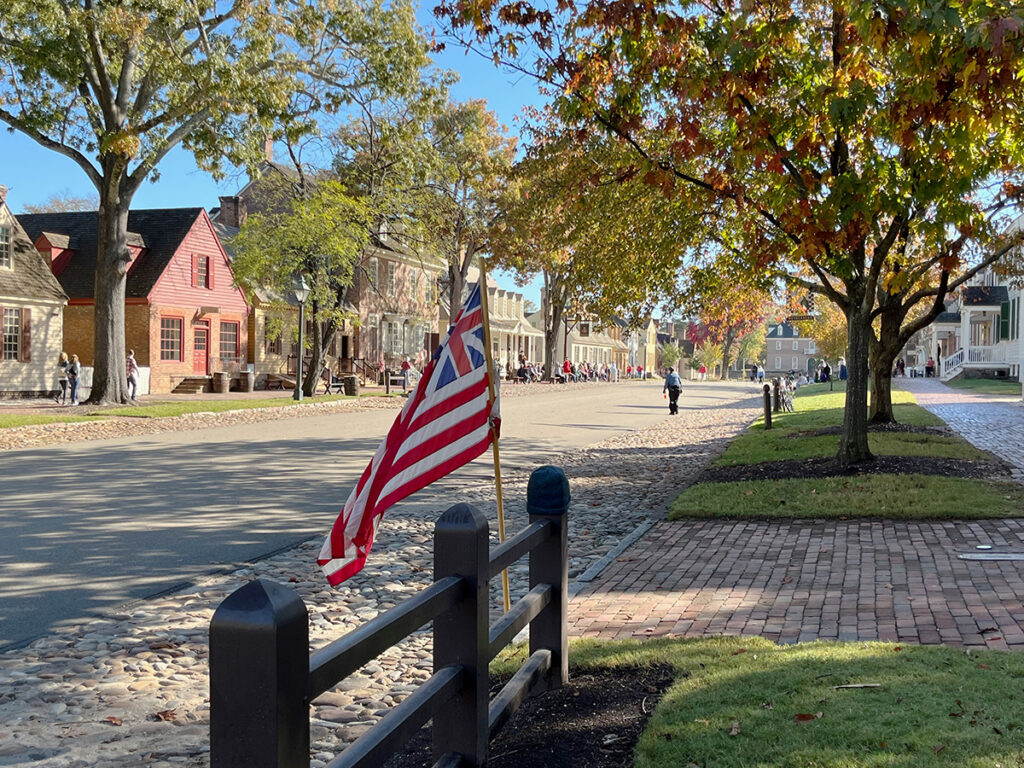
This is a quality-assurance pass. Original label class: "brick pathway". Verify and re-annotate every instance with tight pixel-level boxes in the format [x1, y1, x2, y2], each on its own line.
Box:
[569, 380, 1024, 647]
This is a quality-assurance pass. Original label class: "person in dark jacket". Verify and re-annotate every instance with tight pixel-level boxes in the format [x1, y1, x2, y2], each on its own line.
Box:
[663, 367, 682, 414]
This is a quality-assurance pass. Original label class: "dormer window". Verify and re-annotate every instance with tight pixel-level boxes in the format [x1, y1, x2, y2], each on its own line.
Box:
[0, 225, 11, 269]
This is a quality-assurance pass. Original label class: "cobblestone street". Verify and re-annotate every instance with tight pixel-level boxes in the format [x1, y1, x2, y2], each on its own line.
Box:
[0, 383, 760, 767]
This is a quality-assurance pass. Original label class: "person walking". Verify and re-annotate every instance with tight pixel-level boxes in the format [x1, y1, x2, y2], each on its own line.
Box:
[401, 356, 412, 389]
[756, 364, 765, 384]
[126, 349, 140, 400]
[55, 351, 69, 405]
[663, 366, 682, 415]
[698, 363, 707, 381]
[67, 354, 81, 405]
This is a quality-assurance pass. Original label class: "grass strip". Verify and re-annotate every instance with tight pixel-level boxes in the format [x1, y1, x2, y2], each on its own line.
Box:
[669, 474, 1024, 520]
[497, 637, 1024, 767]
[943, 378, 1022, 397]
[0, 413, 108, 429]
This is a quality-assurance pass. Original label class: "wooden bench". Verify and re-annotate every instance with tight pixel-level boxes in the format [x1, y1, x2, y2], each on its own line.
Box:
[323, 371, 345, 394]
[265, 374, 295, 390]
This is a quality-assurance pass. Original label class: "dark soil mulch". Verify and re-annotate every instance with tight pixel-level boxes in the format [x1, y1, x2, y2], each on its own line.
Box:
[702, 455, 1012, 484]
[791, 423, 952, 437]
[384, 664, 675, 768]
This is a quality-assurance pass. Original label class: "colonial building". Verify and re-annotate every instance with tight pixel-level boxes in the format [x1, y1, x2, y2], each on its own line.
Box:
[0, 186, 67, 396]
[21, 208, 249, 394]
[213, 164, 442, 386]
[485, 285, 544, 373]
[765, 321, 819, 375]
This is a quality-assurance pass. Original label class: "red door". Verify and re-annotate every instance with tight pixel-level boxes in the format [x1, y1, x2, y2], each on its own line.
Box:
[194, 323, 209, 375]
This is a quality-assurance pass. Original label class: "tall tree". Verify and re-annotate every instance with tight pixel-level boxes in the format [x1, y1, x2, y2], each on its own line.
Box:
[439, 0, 1024, 465]
[0, 0, 411, 403]
[422, 100, 516, 315]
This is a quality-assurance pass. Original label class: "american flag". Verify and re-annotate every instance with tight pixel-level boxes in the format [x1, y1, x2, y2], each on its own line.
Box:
[318, 283, 500, 586]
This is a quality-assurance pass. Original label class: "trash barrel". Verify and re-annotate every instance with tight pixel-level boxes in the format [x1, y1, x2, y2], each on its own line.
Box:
[240, 370, 255, 392]
[342, 375, 359, 396]
[213, 371, 231, 393]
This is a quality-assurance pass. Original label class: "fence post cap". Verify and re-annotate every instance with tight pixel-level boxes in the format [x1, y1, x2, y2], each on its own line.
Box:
[527, 465, 570, 515]
[763, 384, 771, 393]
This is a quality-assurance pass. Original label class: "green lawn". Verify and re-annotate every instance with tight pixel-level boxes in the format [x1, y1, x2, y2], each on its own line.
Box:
[670, 474, 1024, 520]
[0, 413, 108, 429]
[669, 380, 1024, 521]
[497, 638, 1024, 767]
[944, 378, 1023, 397]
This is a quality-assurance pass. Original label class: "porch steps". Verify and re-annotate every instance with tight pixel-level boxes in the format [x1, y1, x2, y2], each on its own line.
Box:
[172, 376, 210, 394]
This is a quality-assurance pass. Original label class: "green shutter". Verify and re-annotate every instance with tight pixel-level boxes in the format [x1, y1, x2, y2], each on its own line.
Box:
[1000, 301, 1010, 341]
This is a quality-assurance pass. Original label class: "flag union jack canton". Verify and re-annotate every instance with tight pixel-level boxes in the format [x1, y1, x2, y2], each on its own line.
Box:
[318, 283, 500, 586]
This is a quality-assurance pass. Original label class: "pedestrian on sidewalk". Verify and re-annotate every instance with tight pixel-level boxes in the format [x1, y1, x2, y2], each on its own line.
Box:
[67, 354, 81, 405]
[401, 356, 412, 389]
[926, 356, 935, 377]
[663, 367, 682, 414]
[126, 349, 139, 400]
[55, 351, 69, 405]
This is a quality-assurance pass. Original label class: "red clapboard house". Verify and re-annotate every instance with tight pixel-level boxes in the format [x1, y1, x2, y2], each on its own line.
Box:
[19, 208, 249, 394]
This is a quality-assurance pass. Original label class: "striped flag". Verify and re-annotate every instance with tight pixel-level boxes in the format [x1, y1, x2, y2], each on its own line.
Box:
[318, 283, 500, 586]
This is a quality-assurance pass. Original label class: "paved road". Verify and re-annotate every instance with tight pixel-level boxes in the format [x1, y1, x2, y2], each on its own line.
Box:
[0, 379, 745, 649]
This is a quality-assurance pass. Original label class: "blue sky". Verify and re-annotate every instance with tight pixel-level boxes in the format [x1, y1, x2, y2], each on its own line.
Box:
[0, 6, 545, 300]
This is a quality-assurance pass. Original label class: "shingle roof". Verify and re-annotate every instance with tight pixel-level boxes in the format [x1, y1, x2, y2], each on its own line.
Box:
[962, 285, 1009, 306]
[934, 311, 961, 324]
[0, 207, 67, 302]
[18, 209, 204, 300]
[766, 321, 800, 338]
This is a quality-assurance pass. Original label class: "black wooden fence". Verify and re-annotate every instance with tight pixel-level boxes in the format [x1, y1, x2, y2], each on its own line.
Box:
[210, 465, 570, 768]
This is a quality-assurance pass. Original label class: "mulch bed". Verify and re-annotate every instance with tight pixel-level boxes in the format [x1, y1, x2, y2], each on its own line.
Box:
[700, 455, 1013, 484]
[384, 664, 675, 768]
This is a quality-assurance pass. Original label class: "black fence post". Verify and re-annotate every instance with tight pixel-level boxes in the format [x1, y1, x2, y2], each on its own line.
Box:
[528, 465, 570, 692]
[772, 378, 781, 412]
[210, 579, 309, 768]
[763, 384, 772, 430]
[433, 503, 489, 766]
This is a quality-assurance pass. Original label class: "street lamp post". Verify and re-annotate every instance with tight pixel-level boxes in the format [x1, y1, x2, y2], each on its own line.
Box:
[293, 274, 310, 401]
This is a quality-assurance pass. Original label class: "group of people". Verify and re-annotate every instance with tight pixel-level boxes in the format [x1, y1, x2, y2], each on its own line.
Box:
[54, 349, 140, 405]
[557, 358, 618, 383]
[624, 364, 646, 379]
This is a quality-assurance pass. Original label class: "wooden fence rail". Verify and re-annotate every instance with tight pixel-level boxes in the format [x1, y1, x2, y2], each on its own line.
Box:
[210, 465, 570, 768]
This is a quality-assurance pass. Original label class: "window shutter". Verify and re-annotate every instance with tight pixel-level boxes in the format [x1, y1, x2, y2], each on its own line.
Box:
[191, 254, 198, 288]
[208, 256, 215, 289]
[1000, 301, 1010, 341]
[20, 307, 30, 362]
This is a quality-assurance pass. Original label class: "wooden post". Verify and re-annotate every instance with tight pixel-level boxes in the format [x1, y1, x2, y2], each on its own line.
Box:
[210, 579, 309, 768]
[433, 503, 489, 766]
[763, 384, 773, 430]
[527, 465, 570, 692]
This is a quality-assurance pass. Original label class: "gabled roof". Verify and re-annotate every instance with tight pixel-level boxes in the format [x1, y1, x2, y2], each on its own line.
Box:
[766, 321, 800, 338]
[0, 208, 67, 303]
[934, 311, 961, 324]
[961, 285, 1009, 307]
[18, 209, 205, 300]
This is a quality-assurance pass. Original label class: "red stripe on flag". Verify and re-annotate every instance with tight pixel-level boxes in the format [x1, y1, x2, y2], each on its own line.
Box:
[374, 431, 494, 514]
[384, 406, 491, 482]
[407, 377, 490, 433]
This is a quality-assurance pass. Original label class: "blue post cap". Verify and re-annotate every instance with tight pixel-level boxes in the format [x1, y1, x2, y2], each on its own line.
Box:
[527, 465, 570, 516]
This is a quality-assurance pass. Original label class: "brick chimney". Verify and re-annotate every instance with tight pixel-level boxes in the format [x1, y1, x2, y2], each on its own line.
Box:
[264, 137, 274, 163]
[0, 185, 8, 205]
[217, 195, 247, 228]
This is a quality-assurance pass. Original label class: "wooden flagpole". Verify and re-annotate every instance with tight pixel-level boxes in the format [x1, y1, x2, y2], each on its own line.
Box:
[477, 257, 511, 612]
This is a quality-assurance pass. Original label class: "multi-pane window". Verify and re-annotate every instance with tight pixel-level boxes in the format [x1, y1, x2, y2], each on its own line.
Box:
[775, 341, 782, 350]
[220, 321, 239, 362]
[160, 317, 183, 361]
[265, 318, 280, 355]
[774, 356, 781, 369]
[2, 308, 19, 360]
[792, 356, 798, 369]
[388, 321, 401, 354]
[792, 340, 798, 350]
[0, 225, 11, 269]
[368, 258, 378, 286]
[386, 262, 396, 295]
[197, 256, 209, 288]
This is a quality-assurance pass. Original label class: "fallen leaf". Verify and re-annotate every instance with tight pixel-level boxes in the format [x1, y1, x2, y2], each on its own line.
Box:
[993, 726, 1003, 735]
[794, 713, 818, 723]
[980, 627, 999, 633]
[729, 721, 741, 736]
[977, 664, 991, 670]
[104, 716, 122, 727]
[733, 648, 747, 656]
[934, 744, 946, 754]
[782, 576, 792, 584]
[152, 710, 177, 722]
[893, 646, 902, 652]
[761, 701, 774, 710]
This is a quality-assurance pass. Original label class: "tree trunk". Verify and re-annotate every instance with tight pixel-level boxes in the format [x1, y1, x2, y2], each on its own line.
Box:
[90, 187, 130, 405]
[448, 263, 465, 323]
[545, 301, 564, 380]
[836, 304, 873, 466]
[720, 330, 736, 380]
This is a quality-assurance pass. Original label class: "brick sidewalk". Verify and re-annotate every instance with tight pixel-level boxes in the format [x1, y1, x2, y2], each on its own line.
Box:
[570, 380, 1024, 647]
[570, 519, 1024, 648]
